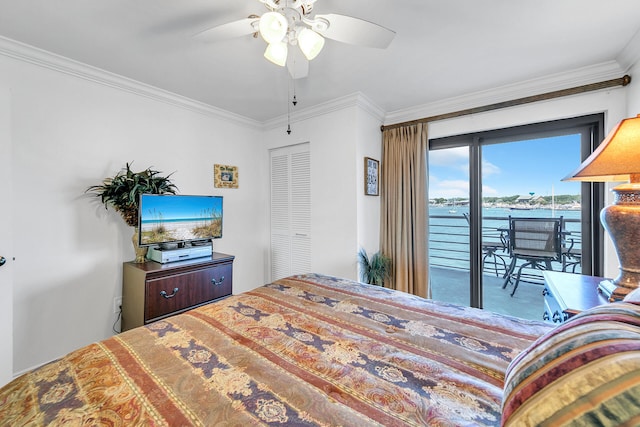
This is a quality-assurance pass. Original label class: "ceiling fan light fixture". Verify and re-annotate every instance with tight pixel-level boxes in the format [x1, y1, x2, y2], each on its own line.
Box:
[259, 12, 288, 44]
[298, 28, 324, 60]
[264, 41, 288, 66]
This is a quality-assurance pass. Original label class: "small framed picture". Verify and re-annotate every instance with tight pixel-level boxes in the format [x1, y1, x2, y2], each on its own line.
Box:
[364, 157, 379, 196]
[214, 164, 238, 189]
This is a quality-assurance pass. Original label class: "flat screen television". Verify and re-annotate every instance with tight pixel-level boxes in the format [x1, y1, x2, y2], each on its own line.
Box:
[138, 194, 223, 247]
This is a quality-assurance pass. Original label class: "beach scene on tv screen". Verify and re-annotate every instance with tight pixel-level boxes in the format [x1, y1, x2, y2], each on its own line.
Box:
[140, 195, 222, 245]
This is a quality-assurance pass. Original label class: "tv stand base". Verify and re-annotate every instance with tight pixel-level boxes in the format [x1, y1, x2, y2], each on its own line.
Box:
[147, 244, 212, 264]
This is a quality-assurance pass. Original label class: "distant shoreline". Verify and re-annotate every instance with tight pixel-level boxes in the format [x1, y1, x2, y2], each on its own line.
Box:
[431, 203, 581, 211]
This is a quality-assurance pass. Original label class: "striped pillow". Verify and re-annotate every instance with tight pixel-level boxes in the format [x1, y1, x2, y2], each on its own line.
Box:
[501, 302, 640, 426]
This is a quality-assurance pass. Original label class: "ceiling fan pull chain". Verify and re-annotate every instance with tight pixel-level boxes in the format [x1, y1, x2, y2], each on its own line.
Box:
[292, 70, 298, 106]
[287, 68, 292, 135]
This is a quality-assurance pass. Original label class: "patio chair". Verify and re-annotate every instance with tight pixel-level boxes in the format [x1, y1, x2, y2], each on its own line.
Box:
[562, 237, 582, 273]
[502, 216, 563, 296]
[463, 213, 508, 277]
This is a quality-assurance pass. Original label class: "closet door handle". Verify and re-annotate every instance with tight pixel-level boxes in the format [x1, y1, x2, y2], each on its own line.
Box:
[160, 287, 179, 298]
[0, 256, 5, 267]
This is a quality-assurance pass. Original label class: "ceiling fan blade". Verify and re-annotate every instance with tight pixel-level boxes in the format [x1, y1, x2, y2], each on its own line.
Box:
[287, 48, 309, 79]
[193, 17, 258, 42]
[315, 14, 395, 49]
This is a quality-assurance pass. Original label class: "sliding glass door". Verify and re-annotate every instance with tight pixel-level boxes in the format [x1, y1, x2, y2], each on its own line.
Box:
[428, 114, 604, 320]
[428, 146, 471, 306]
[480, 135, 583, 318]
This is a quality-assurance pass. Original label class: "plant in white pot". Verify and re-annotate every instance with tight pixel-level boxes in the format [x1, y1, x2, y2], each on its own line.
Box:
[86, 162, 178, 262]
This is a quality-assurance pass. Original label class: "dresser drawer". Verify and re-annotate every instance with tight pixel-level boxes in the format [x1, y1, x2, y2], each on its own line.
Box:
[207, 262, 233, 300]
[144, 262, 232, 322]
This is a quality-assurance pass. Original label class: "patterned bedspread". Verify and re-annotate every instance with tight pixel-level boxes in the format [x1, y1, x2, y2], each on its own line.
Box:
[0, 273, 551, 426]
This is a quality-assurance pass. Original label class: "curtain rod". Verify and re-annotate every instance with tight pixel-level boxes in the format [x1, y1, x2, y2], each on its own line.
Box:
[380, 75, 631, 132]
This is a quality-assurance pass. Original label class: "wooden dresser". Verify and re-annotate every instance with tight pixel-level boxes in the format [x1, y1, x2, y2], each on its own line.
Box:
[121, 252, 234, 331]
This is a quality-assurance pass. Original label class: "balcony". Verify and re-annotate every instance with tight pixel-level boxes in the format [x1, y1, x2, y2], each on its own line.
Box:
[429, 212, 581, 321]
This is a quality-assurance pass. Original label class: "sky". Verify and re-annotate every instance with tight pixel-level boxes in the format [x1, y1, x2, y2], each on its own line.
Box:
[428, 134, 582, 199]
[140, 195, 223, 221]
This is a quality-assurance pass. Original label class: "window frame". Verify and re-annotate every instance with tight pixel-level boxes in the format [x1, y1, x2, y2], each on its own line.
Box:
[428, 113, 605, 308]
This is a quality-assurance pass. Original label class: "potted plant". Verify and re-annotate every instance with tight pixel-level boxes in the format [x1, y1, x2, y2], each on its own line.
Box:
[86, 162, 178, 262]
[358, 248, 392, 286]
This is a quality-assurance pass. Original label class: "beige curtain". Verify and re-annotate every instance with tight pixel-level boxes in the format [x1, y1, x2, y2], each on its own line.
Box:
[380, 123, 429, 298]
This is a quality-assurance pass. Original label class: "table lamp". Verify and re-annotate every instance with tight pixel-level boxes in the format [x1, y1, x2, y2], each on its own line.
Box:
[563, 114, 640, 301]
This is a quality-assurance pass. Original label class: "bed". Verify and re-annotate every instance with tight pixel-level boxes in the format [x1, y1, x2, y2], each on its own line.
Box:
[1, 273, 639, 426]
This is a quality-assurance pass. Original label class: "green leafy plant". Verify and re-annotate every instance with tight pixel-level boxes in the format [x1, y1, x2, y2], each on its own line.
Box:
[358, 248, 392, 286]
[86, 162, 178, 226]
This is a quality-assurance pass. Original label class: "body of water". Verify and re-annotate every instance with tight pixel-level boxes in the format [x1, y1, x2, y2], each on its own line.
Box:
[429, 206, 581, 271]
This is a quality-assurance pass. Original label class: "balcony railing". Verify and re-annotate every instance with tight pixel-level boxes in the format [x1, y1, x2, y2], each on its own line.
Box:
[429, 213, 582, 277]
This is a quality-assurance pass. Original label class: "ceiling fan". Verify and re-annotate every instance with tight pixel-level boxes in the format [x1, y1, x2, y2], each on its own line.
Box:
[194, 0, 395, 79]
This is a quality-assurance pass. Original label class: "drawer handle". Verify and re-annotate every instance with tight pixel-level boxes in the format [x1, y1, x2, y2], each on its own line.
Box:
[542, 288, 549, 296]
[211, 276, 225, 286]
[160, 287, 179, 299]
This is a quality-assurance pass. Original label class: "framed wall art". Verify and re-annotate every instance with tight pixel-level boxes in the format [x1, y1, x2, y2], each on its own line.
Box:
[364, 157, 379, 196]
[214, 164, 238, 189]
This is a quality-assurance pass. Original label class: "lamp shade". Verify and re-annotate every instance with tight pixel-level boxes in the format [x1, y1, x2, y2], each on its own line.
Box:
[264, 41, 288, 67]
[259, 12, 288, 44]
[563, 114, 640, 183]
[298, 28, 325, 60]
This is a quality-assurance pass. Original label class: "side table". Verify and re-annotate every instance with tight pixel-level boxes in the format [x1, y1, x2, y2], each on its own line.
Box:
[542, 271, 609, 324]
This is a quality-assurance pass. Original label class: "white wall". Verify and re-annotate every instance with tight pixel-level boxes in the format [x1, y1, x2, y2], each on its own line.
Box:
[0, 84, 14, 386]
[627, 61, 640, 119]
[355, 105, 383, 280]
[427, 88, 628, 139]
[0, 52, 266, 374]
[262, 95, 384, 282]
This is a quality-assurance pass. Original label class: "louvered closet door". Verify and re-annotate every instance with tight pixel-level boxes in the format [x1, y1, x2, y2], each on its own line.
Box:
[270, 143, 311, 281]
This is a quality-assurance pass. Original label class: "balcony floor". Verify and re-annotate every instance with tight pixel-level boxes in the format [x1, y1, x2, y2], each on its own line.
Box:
[430, 266, 546, 322]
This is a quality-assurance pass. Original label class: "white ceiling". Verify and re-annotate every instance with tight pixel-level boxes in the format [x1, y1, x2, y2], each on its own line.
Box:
[1, 0, 639, 123]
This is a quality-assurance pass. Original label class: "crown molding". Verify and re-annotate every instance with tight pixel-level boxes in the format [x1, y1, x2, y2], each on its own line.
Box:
[262, 92, 385, 131]
[354, 92, 386, 122]
[2, 34, 633, 133]
[0, 36, 263, 130]
[618, 28, 640, 72]
[383, 61, 628, 126]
